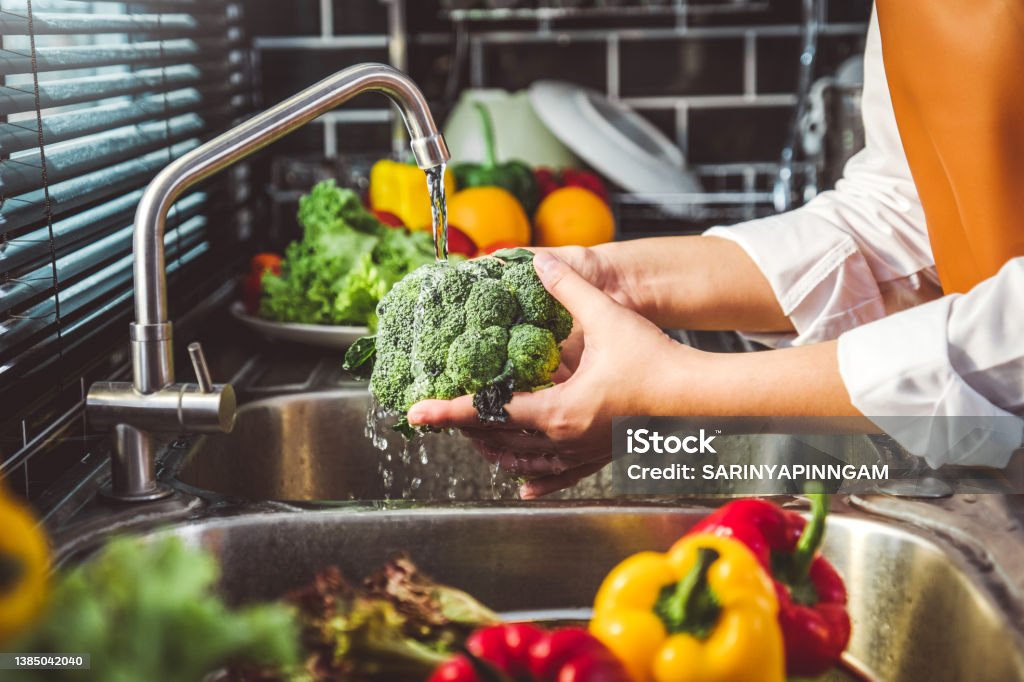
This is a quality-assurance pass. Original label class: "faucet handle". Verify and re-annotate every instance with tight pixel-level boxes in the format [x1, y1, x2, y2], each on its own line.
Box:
[187, 342, 213, 393]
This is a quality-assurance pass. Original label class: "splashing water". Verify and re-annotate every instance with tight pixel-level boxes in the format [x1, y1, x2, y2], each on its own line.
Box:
[363, 167, 527, 501]
[425, 164, 448, 262]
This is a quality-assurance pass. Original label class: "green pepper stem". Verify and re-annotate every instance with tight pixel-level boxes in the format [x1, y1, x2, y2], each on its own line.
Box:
[792, 493, 828, 580]
[473, 102, 498, 169]
[661, 547, 719, 632]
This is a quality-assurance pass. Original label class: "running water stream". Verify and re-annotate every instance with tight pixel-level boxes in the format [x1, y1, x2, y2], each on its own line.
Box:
[426, 163, 448, 262]
[363, 164, 521, 500]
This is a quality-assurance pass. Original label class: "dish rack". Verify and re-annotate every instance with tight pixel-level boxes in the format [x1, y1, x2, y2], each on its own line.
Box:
[441, 1, 771, 25]
[612, 161, 818, 238]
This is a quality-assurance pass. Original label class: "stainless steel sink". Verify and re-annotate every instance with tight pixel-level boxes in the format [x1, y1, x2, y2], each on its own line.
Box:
[171, 389, 884, 502]
[149, 389, 1024, 680]
[173, 388, 613, 501]
[116, 505, 1023, 682]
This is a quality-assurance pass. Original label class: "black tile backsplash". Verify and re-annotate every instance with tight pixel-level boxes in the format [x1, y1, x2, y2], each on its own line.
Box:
[758, 33, 866, 93]
[246, 0, 320, 36]
[483, 42, 608, 93]
[620, 37, 745, 97]
[332, 0, 389, 35]
[335, 122, 394, 155]
[691, 0, 802, 26]
[688, 105, 794, 163]
[249, 0, 869, 169]
[259, 47, 391, 103]
[828, 0, 873, 23]
[633, 108, 678, 149]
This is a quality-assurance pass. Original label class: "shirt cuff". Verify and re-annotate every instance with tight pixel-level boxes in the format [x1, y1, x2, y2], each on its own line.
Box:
[706, 216, 886, 347]
[837, 297, 1023, 467]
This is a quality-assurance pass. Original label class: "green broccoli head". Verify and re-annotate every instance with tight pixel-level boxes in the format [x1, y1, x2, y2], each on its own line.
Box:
[500, 262, 573, 342]
[465, 278, 519, 329]
[507, 324, 560, 391]
[344, 249, 574, 430]
[446, 326, 509, 393]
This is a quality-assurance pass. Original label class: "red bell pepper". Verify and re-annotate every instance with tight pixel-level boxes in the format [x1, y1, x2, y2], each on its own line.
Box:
[428, 624, 629, 682]
[534, 168, 609, 203]
[688, 494, 851, 678]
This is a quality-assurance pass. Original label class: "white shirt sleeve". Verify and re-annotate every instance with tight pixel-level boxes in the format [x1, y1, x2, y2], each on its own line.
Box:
[703, 9, 1024, 465]
[838, 258, 1024, 467]
[706, 9, 940, 348]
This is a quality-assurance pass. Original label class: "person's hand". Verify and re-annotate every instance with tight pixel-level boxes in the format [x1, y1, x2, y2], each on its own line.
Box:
[407, 251, 693, 498]
[533, 245, 644, 314]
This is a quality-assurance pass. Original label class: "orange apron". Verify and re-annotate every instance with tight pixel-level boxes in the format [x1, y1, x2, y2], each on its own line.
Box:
[875, 0, 1024, 293]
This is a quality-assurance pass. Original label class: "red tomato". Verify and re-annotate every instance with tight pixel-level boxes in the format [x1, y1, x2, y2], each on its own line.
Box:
[243, 253, 282, 314]
[447, 224, 478, 257]
[528, 628, 611, 682]
[556, 653, 631, 682]
[466, 623, 545, 678]
[249, 252, 282, 275]
[372, 209, 405, 228]
[428, 656, 478, 682]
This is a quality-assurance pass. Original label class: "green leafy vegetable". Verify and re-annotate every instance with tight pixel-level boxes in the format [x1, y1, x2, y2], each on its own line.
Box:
[349, 251, 572, 432]
[343, 335, 377, 378]
[12, 536, 299, 682]
[279, 554, 499, 681]
[260, 180, 437, 329]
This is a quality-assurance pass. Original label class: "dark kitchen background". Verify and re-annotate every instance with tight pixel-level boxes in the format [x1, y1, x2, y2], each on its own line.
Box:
[0, 0, 870, 514]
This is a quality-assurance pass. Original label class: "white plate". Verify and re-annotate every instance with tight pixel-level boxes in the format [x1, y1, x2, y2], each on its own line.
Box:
[230, 302, 368, 350]
[528, 80, 702, 215]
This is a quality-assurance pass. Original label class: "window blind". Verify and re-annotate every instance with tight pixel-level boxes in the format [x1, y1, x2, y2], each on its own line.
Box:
[0, 0, 252, 479]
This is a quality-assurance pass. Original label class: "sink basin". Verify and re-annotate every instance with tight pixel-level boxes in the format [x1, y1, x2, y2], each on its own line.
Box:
[123, 505, 1023, 682]
[173, 388, 612, 501]
[171, 389, 882, 502]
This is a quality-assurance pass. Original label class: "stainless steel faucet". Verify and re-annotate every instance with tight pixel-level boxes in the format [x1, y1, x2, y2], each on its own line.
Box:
[86, 63, 450, 502]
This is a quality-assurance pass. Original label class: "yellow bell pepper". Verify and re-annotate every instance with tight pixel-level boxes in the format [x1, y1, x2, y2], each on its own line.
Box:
[369, 159, 455, 230]
[0, 482, 50, 644]
[590, 534, 784, 682]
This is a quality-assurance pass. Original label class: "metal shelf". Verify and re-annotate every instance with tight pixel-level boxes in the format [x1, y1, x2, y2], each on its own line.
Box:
[441, 2, 770, 24]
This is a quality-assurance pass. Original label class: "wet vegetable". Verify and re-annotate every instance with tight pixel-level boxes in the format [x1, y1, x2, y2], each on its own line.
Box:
[452, 103, 540, 216]
[590, 534, 785, 682]
[686, 495, 851, 678]
[344, 248, 571, 434]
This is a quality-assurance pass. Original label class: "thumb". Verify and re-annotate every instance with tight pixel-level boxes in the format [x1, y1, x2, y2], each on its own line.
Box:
[533, 251, 626, 330]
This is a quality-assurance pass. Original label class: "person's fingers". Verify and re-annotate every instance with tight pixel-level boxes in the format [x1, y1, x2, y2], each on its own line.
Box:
[533, 252, 626, 331]
[458, 427, 557, 454]
[555, 329, 585, 377]
[497, 453, 581, 476]
[408, 386, 559, 431]
[406, 395, 477, 428]
[519, 457, 611, 499]
[470, 440, 499, 464]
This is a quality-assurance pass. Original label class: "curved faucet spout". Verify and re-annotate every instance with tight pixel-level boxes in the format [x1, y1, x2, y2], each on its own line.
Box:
[133, 62, 449, 336]
[88, 64, 447, 502]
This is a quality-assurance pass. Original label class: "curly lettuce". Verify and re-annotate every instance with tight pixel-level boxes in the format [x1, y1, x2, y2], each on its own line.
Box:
[260, 180, 436, 330]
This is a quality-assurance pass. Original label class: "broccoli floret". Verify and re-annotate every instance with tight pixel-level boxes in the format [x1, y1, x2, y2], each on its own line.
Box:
[446, 326, 509, 393]
[344, 250, 573, 432]
[369, 351, 413, 414]
[375, 272, 427, 355]
[508, 325, 560, 390]
[457, 257, 505, 280]
[465, 278, 519, 329]
[500, 262, 573, 342]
